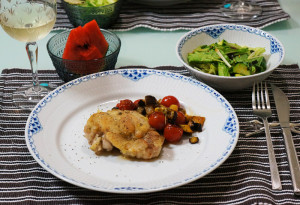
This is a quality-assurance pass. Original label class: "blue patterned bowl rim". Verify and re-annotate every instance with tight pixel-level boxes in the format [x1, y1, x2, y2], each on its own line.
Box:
[176, 24, 285, 79]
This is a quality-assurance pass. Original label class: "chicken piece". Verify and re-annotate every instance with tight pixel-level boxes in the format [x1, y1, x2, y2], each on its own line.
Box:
[84, 110, 165, 159]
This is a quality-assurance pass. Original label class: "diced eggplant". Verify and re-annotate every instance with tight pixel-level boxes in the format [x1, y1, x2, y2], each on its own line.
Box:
[188, 120, 202, 132]
[180, 124, 193, 133]
[169, 104, 178, 111]
[167, 110, 177, 124]
[189, 136, 199, 144]
[191, 116, 205, 126]
[154, 106, 168, 115]
[145, 95, 158, 106]
[136, 99, 146, 107]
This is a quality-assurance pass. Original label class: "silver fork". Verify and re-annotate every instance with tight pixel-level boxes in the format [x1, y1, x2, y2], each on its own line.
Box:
[252, 82, 282, 190]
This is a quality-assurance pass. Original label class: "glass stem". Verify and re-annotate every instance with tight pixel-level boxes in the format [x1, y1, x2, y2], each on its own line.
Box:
[26, 42, 40, 92]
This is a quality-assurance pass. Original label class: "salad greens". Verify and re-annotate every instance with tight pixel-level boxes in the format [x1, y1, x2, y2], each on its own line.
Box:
[64, 0, 117, 7]
[187, 40, 267, 77]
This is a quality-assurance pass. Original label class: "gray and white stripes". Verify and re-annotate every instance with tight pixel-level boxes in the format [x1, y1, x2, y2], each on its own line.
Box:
[54, 0, 290, 31]
[0, 65, 300, 204]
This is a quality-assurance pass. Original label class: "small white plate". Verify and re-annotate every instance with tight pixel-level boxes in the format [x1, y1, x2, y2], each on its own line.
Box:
[25, 69, 239, 193]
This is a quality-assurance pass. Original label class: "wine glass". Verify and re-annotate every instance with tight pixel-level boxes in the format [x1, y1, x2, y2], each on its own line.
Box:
[0, 0, 56, 110]
[221, 0, 262, 20]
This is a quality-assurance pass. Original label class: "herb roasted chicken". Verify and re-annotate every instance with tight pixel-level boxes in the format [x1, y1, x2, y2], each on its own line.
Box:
[84, 109, 165, 159]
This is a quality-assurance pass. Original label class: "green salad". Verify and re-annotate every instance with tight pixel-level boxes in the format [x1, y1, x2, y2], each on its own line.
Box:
[187, 40, 267, 77]
[64, 0, 117, 7]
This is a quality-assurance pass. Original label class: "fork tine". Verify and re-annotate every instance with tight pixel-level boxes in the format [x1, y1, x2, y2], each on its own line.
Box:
[256, 82, 261, 109]
[252, 83, 256, 109]
[260, 82, 265, 109]
[264, 82, 271, 109]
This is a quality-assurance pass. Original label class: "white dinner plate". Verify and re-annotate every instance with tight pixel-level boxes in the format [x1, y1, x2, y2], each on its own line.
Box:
[25, 69, 239, 194]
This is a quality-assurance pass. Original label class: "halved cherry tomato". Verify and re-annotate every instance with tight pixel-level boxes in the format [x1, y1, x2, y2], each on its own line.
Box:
[163, 124, 183, 143]
[161, 96, 180, 108]
[148, 112, 166, 131]
[134, 99, 141, 106]
[134, 99, 144, 107]
[116, 99, 135, 110]
[175, 111, 186, 125]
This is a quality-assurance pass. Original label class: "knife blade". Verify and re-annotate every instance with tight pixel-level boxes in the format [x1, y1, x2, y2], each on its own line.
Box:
[271, 84, 300, 195]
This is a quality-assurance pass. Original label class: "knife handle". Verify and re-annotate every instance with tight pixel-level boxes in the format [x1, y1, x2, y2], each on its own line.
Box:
[282, 127, 300, 195]
[263, 119, 282, 190]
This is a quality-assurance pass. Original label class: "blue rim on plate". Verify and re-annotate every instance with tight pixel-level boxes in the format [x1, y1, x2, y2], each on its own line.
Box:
[25, 69, 239, 193]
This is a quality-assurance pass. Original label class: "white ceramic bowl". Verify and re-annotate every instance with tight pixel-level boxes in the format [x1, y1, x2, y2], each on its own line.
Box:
[176, 24, 285, 92]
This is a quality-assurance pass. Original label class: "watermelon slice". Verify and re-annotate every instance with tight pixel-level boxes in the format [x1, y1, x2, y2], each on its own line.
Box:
[62, 20, 109, 75]
[62, 20, 109, 61]
[83, 20, 109, 58]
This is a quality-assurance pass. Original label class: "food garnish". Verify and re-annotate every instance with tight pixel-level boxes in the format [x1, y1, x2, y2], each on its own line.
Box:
[187, 40, 267, 77]
[215, 48, 231, 68]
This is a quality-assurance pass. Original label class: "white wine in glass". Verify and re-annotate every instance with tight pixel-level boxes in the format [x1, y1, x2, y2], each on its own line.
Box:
[221, 0, 262, 20]
[0, 0, 56, 110]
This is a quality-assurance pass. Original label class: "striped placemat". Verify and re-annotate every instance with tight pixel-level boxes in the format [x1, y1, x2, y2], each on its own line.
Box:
[55, 0, 290, 31]
[0, 65, 300, 204]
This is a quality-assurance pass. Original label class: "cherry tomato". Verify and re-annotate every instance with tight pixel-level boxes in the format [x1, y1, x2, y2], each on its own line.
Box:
[161, 96, 180, 108]
[175, 111, 186, 125]
[148, 112, 166, 131]
[116, 99, 135, 110]
[163, 124, 183, 143]
[134, 99, 144, 107]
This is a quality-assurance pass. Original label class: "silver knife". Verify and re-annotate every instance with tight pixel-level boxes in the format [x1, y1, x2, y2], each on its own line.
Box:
[271, 84, 300, 195]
